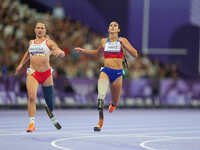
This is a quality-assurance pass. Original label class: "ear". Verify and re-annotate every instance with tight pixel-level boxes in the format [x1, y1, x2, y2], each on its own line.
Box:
[118, 29, 120, 32]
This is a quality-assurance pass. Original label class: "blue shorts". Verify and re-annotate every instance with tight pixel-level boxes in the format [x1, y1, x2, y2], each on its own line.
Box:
[101, 66, 123, 83]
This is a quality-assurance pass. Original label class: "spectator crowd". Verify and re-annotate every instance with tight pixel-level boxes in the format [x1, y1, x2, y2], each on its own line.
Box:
[0, 0, 179, 79]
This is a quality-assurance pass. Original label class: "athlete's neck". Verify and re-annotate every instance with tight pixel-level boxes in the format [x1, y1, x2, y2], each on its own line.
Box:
[108, 33, 118, 42]
[35, 36, 46, 42]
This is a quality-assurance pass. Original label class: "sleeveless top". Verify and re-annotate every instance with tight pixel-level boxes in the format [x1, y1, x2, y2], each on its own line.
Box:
[28, 39, 51, 56]
[103, 38, 124, 59]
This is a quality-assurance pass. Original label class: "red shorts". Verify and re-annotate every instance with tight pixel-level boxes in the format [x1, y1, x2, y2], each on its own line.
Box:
[31, 69, 52, 84]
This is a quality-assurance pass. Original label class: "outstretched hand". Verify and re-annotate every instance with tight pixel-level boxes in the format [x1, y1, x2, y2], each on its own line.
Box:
[52, 50, 65, 57]
[74, 47, 84, 54]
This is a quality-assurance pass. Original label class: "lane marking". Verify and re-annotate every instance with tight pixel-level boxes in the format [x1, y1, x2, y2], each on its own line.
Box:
[51, 134, 170, 150]
[140, 136, 200, 150]
[1, 126, 200, 136]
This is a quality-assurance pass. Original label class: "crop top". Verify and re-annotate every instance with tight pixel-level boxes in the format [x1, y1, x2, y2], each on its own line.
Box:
[103, 38, 123, 58]
[28, 39, 51, 56]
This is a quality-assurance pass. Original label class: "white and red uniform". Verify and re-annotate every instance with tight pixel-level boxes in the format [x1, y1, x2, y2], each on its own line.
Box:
[27, 39, 52, 84]
[29, 39, 51, 56]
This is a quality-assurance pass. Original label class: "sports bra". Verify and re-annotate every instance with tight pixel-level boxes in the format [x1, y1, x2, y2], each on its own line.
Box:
[28, 39, 51, 56]
[103, 38, 124, 58]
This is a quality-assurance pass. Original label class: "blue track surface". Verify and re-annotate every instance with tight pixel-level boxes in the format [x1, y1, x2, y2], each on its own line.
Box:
[0, 109, 200, 150]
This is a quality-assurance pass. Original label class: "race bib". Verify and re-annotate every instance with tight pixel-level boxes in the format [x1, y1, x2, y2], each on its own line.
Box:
[104, 41, 121, 52]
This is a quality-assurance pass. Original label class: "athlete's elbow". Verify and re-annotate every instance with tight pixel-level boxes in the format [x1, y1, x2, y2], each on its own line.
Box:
[134, 51, 138, 58]
[93, 50, 99, 55]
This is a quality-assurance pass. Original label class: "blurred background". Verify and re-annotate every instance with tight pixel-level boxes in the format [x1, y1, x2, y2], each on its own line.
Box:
[0, 0, 199, 109]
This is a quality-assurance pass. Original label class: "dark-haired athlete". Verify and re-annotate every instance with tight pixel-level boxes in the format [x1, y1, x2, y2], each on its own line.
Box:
[75, 21, 138, 131]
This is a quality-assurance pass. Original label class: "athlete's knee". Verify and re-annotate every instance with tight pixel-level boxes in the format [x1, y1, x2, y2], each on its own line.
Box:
[28, 94, 36, 102]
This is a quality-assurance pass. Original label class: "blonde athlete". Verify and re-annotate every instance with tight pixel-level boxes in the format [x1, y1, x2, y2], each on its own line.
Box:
[16, 21, 65, 132]
[75, 21, 138, 131]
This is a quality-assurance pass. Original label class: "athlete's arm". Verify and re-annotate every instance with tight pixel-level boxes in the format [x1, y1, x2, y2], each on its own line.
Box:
[120, 37, 138, 57]
[15, 41, 31, 75]
[47, 40, 65, 57]
[74, 38, 105, 55]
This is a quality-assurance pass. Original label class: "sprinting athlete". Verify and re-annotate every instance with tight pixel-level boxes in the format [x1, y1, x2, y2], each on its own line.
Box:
[75, 21, 138, 131]
[16, 21, 65, 132]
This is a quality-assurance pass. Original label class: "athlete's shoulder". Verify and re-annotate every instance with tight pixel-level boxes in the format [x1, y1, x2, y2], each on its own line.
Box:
[100, 38, 107, 45]
[29, 39, 35, 45]
[46, 39, 54, 45]
[101, 38, 107, 42]
[119, 37, 127, 42]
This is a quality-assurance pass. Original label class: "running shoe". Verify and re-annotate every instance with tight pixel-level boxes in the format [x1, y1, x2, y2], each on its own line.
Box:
[108, 104, 115, 113]
[26, 122, 35, 132]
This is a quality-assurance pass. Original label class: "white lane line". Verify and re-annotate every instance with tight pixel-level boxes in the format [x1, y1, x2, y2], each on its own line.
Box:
[0, 131, 89, 136]
[51, 134, 169, 150]
[140, 136, 200, 150]
[1, 126, 200, 136]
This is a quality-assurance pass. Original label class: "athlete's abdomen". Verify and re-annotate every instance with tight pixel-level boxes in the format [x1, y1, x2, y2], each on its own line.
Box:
[30, 55, 50, 72]
[104, 58, 123, 69]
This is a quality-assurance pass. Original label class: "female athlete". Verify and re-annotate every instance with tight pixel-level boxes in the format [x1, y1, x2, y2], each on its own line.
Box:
[75, 21, 138, 131]
[16, 21, 65, 132]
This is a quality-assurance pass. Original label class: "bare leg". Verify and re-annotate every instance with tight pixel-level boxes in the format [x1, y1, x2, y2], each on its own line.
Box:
[110, 76, 123, 106]
[26, 75, 39, 132]
[26, 75, 39, 118]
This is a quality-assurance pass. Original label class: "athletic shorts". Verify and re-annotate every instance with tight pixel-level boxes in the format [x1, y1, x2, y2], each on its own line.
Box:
[101, 66, 123, 83]
[27, 68, 52, 84]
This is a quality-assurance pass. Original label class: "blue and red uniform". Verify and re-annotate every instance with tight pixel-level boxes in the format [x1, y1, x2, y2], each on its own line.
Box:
[101, 38, 124, 83]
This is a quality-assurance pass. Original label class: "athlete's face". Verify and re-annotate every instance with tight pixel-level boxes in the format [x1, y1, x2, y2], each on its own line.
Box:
[35, 23, 46, 38]
[108, 22, 120, 33]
